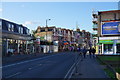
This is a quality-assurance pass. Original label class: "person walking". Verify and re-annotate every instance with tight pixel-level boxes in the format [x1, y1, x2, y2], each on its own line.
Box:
[83, 47, 87, 58]
[89, 47, 92, 58]
[92, 48, 96, 58]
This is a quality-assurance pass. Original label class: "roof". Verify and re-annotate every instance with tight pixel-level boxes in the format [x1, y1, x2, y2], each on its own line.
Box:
[98, 10, 120, 14]
[1, 18, 28, 28]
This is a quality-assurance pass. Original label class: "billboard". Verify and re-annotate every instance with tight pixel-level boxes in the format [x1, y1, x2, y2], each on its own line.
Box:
[101, 21, 120, 35]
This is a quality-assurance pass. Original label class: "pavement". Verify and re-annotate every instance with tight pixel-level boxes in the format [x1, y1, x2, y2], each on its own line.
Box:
[71, 54, 108, 78]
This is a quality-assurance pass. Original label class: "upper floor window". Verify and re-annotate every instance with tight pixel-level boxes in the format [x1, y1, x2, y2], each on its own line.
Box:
[8, 23, 14, 32]
[21, 27, 23, 34]
[41, 29, 45, 32]
[58, 29, 61, 34]
[11, 24, 14, 31]
[0, 20, 1, 30]
[114, 13, 116, 20]
[48, 28, 53, 31]
[19, 26, 21, 33]
[19, 26, 23, 34]
[27, 29, 30, 35]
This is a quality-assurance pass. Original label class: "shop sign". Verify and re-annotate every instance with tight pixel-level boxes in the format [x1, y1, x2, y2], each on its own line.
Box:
[101, 21, 120, 35]
[99, 40, 113, 44]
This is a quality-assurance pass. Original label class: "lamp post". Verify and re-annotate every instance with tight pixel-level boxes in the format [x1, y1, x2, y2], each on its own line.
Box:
[46, 19, 51, 53]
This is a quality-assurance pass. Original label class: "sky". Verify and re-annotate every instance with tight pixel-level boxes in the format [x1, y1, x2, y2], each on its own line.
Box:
[1, 2, 119, 33]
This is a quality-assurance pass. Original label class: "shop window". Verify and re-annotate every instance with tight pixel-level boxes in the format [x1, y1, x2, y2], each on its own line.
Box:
[117, 44, 120, 53]
[104, 44, 113, 52]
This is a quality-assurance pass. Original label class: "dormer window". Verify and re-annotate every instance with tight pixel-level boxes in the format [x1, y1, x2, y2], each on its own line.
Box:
[19, 26, 23, 34]
[8, 23, 14, 32]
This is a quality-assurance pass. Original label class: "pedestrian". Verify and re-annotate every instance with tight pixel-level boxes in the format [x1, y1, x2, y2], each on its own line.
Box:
[82, 47, 87, 58]
[92, 48, 96, 58]
[89, 47, 92, 58]
[79, 48, 82, 56]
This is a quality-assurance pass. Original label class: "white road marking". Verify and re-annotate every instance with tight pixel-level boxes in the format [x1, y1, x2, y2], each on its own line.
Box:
[64, 61, 76, 79]
[64, 56, 82, 79]
[1, 53, 63, 69]
[28, 68, 32, 70]
[68, 58, 82, 79]
[6, 72, 21, 78]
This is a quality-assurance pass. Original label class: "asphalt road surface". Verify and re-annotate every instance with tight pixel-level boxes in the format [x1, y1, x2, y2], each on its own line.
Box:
[2, 52, 78, 78]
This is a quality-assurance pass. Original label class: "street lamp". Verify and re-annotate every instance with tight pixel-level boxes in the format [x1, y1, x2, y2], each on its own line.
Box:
[46, 19, 51, 53]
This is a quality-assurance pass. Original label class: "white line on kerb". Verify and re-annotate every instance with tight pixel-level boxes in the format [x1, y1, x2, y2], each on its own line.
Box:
[1, 53, 61, 69]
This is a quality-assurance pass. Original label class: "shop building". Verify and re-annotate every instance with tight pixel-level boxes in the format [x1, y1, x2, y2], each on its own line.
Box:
[97, 10, 120, 55]
[34, 26, 77, 53]
[1, 19, 32, 56]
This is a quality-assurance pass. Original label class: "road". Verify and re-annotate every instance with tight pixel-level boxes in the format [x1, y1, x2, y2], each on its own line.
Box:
[2, 52, 79, 78]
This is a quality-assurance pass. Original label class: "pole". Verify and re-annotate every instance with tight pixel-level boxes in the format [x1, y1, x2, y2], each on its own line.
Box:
[45, 19, 51, 53]
[46, 20, 47, 53]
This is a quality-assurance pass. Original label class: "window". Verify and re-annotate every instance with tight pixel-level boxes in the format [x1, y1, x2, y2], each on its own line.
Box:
[117, 44, 120, 53]
[19, 27, 21, 33]
[48, 28, 53, 31]
[21, 27, 23, 34]
[27, 29, 29, 35]
[114, 13, 116, 20]
[41, 29, 45, 32]
[8, 23, 11, 31]
[0, 20, 2, 30]
[8, 23, 14, 32]
[11, 24, 14, 31]
[18, 26, 23, 34]
[104, 44, 113, 52]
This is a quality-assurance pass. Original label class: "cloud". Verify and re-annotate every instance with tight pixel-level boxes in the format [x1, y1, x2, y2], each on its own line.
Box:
[23, 21, 40, 26]
[24, 21, 33, 25]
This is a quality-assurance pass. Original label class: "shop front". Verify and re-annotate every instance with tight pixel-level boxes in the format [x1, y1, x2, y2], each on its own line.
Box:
[99, 21, 120, 55]
[99, 37, 120, 55]
[2, 32, 31, 56]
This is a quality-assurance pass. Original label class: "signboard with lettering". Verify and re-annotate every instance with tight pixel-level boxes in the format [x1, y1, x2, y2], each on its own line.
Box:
[101, 21, 120, 35]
